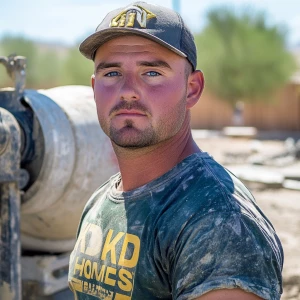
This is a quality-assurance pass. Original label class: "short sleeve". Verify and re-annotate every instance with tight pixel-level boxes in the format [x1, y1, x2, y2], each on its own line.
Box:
[170, 211, 283, 300]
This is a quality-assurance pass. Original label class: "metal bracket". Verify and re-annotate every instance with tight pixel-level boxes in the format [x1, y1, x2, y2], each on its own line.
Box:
[0, 54, 27, 101]
[22, 252, 71, 296]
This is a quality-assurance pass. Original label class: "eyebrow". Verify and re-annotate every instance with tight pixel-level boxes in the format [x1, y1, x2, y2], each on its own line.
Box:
[95, 62, 121, 74]
[95, 60, 171, 74]
[137, 60, 171, 69]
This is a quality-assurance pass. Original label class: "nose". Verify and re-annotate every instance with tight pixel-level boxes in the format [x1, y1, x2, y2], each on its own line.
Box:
[120, 74, 140, 101]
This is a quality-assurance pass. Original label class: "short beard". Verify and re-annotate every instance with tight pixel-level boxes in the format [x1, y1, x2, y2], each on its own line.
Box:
[109, 96, 186, 149]
[109, 119, 158, 149]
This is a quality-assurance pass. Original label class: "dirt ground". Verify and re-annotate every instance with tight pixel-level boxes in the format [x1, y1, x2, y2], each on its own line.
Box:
[193, 131, 300, 300]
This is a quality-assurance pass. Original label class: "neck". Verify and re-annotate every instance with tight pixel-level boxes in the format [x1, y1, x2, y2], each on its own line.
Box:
[113, 116, 201, 191]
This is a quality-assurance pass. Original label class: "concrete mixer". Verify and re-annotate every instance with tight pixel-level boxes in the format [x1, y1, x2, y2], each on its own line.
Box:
[0, 55, 119, 299]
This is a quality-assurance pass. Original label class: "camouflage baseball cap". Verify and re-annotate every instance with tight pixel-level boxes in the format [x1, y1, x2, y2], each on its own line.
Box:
[79, 1, 197, 70]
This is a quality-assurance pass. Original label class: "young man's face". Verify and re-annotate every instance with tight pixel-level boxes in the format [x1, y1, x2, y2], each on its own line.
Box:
[92, 35, 192, 149]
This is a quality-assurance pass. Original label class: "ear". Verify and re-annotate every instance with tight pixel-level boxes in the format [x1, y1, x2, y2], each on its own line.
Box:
[91, 74, 95, 91]
[186, 70, 204, 109]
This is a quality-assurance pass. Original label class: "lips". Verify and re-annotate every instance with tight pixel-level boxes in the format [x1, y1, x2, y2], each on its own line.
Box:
[109, 101, 150, 117]
[115, 109, 147, 116]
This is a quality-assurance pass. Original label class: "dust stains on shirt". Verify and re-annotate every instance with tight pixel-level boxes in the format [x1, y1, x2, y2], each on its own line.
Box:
[69, 152, 283, 300]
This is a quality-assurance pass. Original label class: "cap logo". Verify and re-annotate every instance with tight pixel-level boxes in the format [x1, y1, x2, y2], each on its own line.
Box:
[110, 5, 156, 28]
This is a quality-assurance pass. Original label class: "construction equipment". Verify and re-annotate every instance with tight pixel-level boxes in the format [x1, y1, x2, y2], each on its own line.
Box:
[0, 55, 119, 299]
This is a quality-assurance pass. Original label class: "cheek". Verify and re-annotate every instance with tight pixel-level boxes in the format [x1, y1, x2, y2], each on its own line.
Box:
[149, 80, 186, 105]
[93, 83, 116, 111]
[93, 84, 114, 131]
[96, 104, 110, 135]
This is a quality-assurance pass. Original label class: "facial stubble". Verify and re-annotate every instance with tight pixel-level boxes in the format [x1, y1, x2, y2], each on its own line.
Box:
[106, 89, 188, 149]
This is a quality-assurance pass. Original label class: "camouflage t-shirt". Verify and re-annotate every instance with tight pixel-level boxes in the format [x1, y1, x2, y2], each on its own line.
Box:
[68, 152, 283, 300]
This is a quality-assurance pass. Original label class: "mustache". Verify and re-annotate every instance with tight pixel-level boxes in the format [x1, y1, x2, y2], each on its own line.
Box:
[109, 101, 150, 116]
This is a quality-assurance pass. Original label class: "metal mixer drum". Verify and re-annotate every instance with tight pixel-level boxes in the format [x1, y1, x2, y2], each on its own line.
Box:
[20, 86, 119, 252]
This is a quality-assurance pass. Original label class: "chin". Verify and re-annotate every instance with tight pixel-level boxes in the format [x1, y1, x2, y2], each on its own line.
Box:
[110, 126, 158, 148]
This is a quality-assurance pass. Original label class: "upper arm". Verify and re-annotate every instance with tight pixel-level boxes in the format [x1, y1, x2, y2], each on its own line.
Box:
[194, 289, 264, 300]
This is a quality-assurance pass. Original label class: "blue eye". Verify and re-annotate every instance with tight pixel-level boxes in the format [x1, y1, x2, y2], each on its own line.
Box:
[146, 71, 160, 76]
[105, 71, 120, 77]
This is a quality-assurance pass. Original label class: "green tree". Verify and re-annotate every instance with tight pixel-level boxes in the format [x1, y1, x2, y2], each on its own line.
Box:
[35, 49, 64, 88]
[0, 35, 90, 89]
[195, 7, 296, 108]
[61, 46, 93, 86]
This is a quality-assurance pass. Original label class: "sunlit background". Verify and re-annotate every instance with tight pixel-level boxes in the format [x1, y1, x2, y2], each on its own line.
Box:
[1, 0, 300, 130]
[1, 2, 300, 299]
[1, 0, 300, 46]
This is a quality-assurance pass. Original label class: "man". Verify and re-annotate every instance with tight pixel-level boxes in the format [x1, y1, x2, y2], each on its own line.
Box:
[68, 2, 283, 299]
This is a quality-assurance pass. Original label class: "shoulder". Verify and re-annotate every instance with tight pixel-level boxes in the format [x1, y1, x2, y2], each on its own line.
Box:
[151, 154, 283, 299]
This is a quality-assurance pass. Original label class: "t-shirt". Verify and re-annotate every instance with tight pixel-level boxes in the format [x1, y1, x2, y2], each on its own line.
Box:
[68, 152, 283, 300]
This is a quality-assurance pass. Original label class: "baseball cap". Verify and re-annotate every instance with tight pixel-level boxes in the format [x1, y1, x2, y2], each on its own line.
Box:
[79, 1, 197, 70]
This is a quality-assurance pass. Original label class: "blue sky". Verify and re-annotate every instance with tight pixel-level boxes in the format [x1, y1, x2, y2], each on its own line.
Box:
[1, 0, 300, 47]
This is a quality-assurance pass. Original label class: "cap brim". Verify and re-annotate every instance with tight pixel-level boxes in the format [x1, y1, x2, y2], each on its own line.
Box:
[79, 27, 187, 60]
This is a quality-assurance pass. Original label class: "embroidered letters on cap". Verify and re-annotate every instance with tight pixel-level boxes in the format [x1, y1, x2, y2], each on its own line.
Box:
[110, 5, 156, 28]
